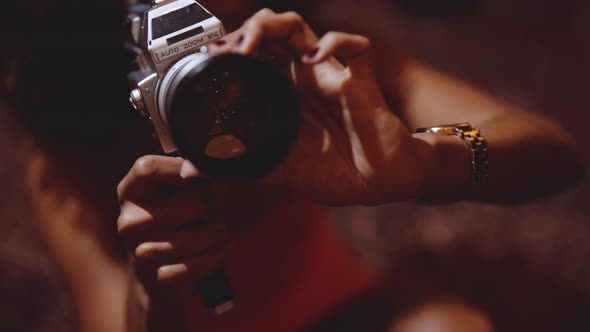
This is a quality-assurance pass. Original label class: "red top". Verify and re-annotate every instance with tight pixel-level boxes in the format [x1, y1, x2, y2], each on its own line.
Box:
[184, 198, 378, 331]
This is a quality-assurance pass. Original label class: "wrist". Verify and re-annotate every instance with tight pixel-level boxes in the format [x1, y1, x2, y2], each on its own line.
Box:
[412, 132, 473, 199]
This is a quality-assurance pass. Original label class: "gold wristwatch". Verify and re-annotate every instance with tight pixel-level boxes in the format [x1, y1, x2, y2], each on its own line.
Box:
[415, 122, 488, 185]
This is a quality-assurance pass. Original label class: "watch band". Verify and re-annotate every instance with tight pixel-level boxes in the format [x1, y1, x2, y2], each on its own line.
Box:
[416, 122, 488, 185]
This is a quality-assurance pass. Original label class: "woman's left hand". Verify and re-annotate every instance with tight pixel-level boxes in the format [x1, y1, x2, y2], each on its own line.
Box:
[207, 9, 425, 205]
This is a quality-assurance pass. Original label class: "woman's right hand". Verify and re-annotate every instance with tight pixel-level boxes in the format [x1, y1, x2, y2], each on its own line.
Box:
[117, 155, 231, 304]
[205, 9, 425, 205]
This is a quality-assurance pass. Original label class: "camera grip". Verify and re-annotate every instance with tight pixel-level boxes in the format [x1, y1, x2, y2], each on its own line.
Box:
[196, 268, 235, 314]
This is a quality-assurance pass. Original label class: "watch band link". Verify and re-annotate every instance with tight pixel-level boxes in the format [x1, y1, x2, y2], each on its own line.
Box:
[416, 122, 488, 185]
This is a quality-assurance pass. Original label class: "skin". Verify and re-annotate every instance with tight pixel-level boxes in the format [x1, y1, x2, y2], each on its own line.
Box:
[21, 4, 583, 332]
[28, 149, 132, 332]
[117, 8, 582, 330]
[388, 300, 495, 332]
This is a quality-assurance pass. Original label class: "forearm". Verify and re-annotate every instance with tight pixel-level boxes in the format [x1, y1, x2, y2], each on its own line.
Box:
[396, 61, 584, 203]
[462, 112, 582, 202]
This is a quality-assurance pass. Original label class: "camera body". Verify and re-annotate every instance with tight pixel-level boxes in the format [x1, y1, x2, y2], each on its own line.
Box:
[128, 0, 225, 154]
[128, 0, 299, 180]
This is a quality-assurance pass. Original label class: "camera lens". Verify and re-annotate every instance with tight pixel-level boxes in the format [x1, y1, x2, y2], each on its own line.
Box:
[164, 53, 299, 179]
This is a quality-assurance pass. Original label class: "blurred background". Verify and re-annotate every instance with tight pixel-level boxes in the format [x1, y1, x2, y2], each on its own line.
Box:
[1, 0, 589, 330]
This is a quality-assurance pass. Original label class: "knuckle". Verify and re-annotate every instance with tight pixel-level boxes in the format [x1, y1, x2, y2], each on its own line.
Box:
[283, 11, 303, 24]
[256, 8, 275, 17]
[116, 180, 127, 200]
[323, 31, 343, 44]
[117, 210, 136, 235]
[284, 11, 305, 33]
[246, 8, 274, 28]
[133, 156, 157, 178]
[243, 18, 262, 34]
[117, 204, 149, 236]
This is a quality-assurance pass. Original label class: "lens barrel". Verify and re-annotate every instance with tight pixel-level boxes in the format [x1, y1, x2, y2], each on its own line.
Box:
[163, 53, 299, 180]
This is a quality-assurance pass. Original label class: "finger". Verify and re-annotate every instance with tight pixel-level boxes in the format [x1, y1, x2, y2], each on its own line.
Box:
[204, 30, 243, 55]
[136, 251, 228, 303]
[158, 249, 229, 282]
[207, 26, 296, 69]
[301, 32, 373, 78]
[134, 222, 230, 263]
[236, 9, 319, 56]
[117, 156, 202, 203]
[118, 190, 212, 237]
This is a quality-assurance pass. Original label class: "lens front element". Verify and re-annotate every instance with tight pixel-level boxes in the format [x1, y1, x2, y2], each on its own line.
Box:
[168, 54, 299, 179]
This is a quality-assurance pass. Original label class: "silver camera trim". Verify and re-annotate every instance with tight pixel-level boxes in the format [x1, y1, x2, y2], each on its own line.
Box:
[156, 51, 211, 127]
[128, 0, 225, 154]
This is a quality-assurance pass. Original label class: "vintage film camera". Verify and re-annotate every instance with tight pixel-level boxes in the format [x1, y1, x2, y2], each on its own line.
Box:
[126, 0, 299, 314]
[127, 0, 299, 180]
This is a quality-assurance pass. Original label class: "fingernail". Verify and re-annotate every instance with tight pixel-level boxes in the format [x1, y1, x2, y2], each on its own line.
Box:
[214, 39, 227, 46]
[233, 35, 244, 48]
[301, 47, 319, 62]
[180, 160, 200, 179]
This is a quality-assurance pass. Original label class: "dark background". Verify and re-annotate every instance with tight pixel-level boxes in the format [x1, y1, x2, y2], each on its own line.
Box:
[1, 0, 589, 330]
